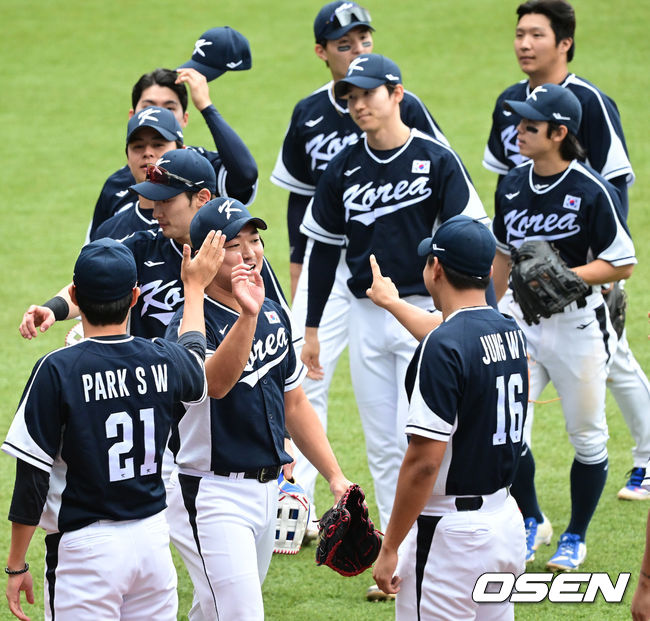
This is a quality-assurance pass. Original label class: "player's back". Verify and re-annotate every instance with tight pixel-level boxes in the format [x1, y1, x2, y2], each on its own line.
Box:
[406, 307, 529, 500]
[6, 335, 205, 534]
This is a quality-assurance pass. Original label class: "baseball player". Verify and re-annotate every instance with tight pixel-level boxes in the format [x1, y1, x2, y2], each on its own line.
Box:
[271, 1, 450, 553]
[163, 198, 350, 621]
[301, 53, 489, 552]
[90, 54, 258, 239]
[20, 148, 289, 343]
[491, 84, 636, 570]
[484, 0, 650, 505]
[370, 215, 527, 621]
[3, 233, 224, 620]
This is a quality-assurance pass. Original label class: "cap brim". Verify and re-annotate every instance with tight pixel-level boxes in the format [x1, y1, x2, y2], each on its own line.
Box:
[223, 216, 268, 241]
[417, 237, 434, 257]
[129, 181, 184, 201]
[335, 76, 386, 98]
[127, 125, 179, 144]
[321, 22, 374, 41]
[504, 99, 549, 122]
[178, 60, 227, 82]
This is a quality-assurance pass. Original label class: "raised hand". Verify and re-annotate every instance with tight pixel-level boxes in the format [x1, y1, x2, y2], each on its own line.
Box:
[231, 253, 265, 317]
[181, 230, 225, 291]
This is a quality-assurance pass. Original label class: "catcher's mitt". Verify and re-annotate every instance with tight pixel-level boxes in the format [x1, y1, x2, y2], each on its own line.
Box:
[273, 473, 310, 555]
[603, 282, 627, 339]
[315, 484, 382, 577]
[510, 240, 590, 325]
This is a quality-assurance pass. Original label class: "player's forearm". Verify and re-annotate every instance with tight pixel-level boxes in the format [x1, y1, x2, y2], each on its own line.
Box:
[7, 523, 36, 571]
[305, 241, 339, 327]
[492, 251, 512, 301]
[383, 298, 441, 342]
[572, 259, 634, 286]
[285, 388, 347, 495]
[381, 438, 443, 554]
[178, 285, 206, 337]
[204, 314, 257, 398]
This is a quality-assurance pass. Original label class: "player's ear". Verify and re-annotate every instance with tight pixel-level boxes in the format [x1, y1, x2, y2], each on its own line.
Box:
[130, 287, 140, 308]
[128, 108, 135, 119]
[68, 285, 77, 305]
[314, 43, 328, 62]
[181, 110, 189, 128]
[195, 188, 212, 207]
[392, 84, 405, 103]
[557, 36, 573, 56]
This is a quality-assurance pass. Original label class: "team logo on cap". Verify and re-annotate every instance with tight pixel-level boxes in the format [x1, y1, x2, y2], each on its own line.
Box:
[193, 38, 212, 57]
[218, 199, 242, 220]
[562, 195, 581, 211]
[347, 56, 368, 74]
[226, 60, 243, 69]
[137, 108, 161, 125]
[411, 160, 430, 174]
[552, 112, 571, 121]
[431, 243, 445, 251]
[528, 86, 548, 101]
[385, 73, 400, 82]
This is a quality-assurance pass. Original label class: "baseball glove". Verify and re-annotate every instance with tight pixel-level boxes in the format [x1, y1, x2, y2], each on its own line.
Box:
[510, 240, 590, 325]
[315, 483, 382, 577]
[603, 282, 627, 339]
[64, 321, 85, 347]
[273, 473, 310, 555]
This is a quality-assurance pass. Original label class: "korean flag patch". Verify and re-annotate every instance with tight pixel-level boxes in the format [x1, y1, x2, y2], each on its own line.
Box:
[411, 160, 430, 174]
[563, 194, 581, 211]
[265, 310, 280, 324]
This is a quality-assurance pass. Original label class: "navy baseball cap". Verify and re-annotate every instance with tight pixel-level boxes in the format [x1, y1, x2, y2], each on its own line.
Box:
[334, 54, 401, 98]
[190, 197, 267, 247]
[129, 149, 217, 201]
[178, 27, 252, 82]
[73, 239, 138, 302]
[314, 1, 373, 41]
[417, 215, 496, 278]
[126, 106, 184, 145]
[504, 83, 582, 135]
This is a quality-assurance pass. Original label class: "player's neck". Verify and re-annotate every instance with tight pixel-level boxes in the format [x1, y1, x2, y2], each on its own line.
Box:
[81, 317, 129, 338]
[440, 290, 488, 320]
[532, 152, 570, 177]
[365, 121, 411, 151]
[527, 64, 569, 89]
[205, 281, 242, 314]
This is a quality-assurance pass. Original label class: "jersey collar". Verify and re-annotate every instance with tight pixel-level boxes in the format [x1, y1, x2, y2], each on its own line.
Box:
[326, 80, 349, 115]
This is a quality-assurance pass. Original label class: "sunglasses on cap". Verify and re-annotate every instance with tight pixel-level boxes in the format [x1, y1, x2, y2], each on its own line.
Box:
[145, 164, 201, 189]
[321, 4, 371, 36]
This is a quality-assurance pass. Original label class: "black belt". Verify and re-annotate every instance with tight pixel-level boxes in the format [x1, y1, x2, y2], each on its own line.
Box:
[455, 496, 484, 511]
[212, 465, 281, 483]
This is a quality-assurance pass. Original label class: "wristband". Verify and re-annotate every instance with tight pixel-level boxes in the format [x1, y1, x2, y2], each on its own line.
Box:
[5, 563, 29, 575]
[42, 296, 69, 322]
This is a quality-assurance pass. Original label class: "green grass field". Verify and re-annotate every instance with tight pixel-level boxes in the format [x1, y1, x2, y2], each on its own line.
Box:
[1, 0, 649, 619]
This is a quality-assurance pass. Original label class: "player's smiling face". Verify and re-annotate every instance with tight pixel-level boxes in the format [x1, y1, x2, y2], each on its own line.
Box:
[514, 13, 571, 78]
[132, 85, 189, 128]
[345, 85, 398, 132]
[152, 192, 200, 245]
[214, 224, 264, 290]
[316, 27, 373, 82]
[126, 128, 177, 183]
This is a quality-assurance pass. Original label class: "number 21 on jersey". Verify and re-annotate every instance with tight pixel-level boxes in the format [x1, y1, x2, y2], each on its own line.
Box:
[106, 408, 158, 481]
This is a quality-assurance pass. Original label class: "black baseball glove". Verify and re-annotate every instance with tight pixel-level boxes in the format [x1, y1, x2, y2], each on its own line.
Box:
[315, 484, 382, 577]
[510, 240, 590, 325]
[603, 281, 627, 339]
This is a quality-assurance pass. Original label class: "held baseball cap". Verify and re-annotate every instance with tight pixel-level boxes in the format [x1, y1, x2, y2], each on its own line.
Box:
[314, 1, 373, 42]
[504, 83, 582, 135]
[190, 197, 267, 247]
[129, 149, 217, 201]
[178, 26, 252, 82]
[417, 215, 496, 278]
[73, 239, 138, 302]
[334, 53, 401, 98]
[126, 106, 184, 145]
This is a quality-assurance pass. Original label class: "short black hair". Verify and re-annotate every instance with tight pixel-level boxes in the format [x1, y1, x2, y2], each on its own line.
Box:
[131, 68, 189, 113]
[547, 122, 586, 161]
[75, 291, 133, 326]
[517, 0, 576, 62]
[427, 254, 491, 291]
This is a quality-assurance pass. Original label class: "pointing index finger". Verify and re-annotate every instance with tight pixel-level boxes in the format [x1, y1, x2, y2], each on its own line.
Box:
[369, 254, 382, 277]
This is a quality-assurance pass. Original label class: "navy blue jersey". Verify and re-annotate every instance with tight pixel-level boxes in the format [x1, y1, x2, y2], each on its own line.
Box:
[119, 229, 289, 339]
[2, 335, 206, 533]
[92, 200, 158, 241]
[165, 298, 307, 472]
[483, 74, 634, 187]
[493, 160, 636, 272]
[89, 105, 259, 239]
[301, 128, 489, 298]
[405, 307, 529, 498]
[271, 82, 449, 197]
